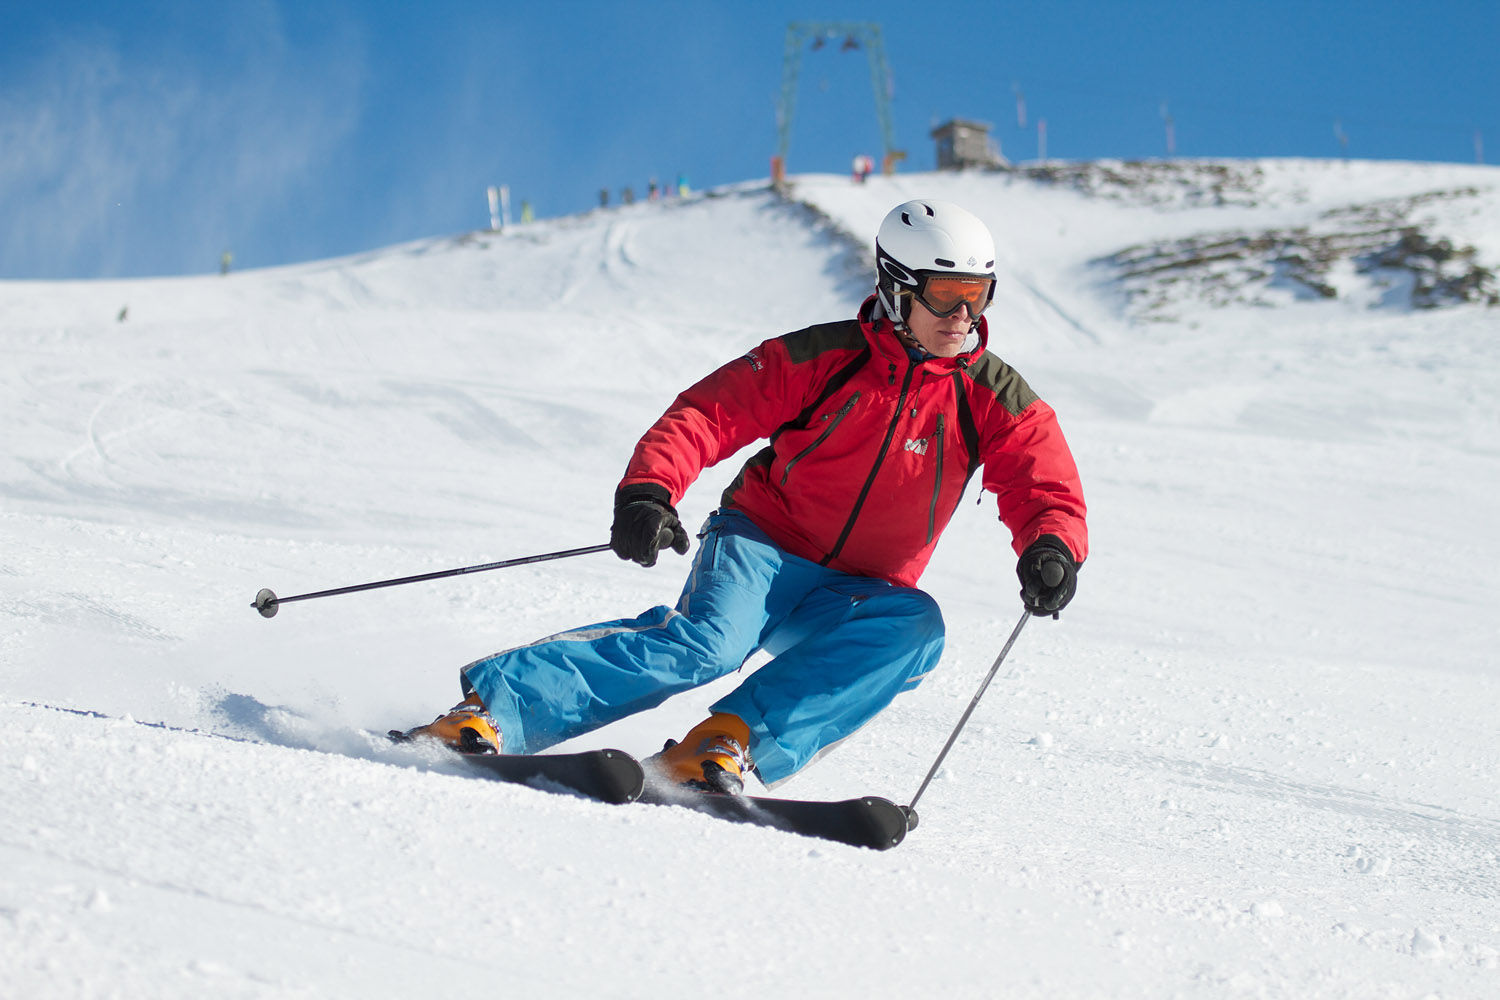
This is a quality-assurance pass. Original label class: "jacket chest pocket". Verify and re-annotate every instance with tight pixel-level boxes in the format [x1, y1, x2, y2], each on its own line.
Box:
[897, 407, 956, 544]
[927, 414, 946, 543]
[780, 391, 861, 485]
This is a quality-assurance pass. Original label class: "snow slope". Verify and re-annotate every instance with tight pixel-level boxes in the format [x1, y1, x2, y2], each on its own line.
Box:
[3, 160, 1499, 998]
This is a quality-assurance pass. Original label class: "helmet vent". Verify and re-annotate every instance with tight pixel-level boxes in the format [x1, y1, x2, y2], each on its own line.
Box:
[934, 258, 955, 267]
[900, 204, 938, 228]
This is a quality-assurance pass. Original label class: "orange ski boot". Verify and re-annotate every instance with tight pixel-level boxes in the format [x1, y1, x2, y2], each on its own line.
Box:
[649, 713, 753, 794]
[390, 692, 502, 755]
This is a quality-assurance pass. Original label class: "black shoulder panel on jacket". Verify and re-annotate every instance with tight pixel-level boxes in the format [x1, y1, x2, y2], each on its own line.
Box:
[781, 319, 865, 364]
[962, 351, 1040, 417]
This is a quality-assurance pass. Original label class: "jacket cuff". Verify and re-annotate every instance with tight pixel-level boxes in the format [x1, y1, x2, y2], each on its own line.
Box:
[1025, 533, 1080, 568]
[615, 482, 674, 509]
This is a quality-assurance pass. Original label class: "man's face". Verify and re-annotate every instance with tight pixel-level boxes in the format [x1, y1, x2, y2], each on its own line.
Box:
[905, 299, 975, 358]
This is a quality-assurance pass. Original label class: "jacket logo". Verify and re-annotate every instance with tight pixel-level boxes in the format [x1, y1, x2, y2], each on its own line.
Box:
[742, 350, 763, 372]
[903, 437, 930, 455]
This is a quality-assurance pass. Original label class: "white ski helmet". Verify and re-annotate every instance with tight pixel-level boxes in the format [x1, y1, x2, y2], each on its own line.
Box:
[875, 199, 997, 327]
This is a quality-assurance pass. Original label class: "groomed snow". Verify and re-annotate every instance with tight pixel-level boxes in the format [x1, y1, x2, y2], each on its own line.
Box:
[3, 159, 1498, 998]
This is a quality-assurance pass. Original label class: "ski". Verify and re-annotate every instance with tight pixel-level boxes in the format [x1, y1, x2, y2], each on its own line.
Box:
[393, 731, 911, 849]
[458, 749, 646, 805]
[637, 781, 913, 851]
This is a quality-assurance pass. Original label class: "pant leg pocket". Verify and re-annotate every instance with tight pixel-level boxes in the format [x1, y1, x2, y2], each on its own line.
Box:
[694, 520, 723, 574]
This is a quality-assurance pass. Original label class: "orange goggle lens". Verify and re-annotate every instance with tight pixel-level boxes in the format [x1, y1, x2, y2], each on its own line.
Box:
[915, 275, 995, 319]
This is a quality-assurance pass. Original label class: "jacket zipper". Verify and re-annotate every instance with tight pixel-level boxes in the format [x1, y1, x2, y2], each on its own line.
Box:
[781, 392, 860, 486]
[822, 364, 916, 565]
[927, 414, 945, 544]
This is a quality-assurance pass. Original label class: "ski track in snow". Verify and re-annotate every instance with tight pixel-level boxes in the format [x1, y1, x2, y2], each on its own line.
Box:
[3, 160, 1499, 998]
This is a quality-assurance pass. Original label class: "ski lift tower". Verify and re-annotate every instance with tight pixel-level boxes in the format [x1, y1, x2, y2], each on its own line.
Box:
[772, 21, 902, 186]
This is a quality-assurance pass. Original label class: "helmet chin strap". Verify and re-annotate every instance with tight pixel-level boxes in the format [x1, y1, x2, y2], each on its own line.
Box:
[891, 294, 943, 354]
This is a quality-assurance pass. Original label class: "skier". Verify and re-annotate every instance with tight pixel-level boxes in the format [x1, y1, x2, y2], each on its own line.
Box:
[397, 199, 1088, 794]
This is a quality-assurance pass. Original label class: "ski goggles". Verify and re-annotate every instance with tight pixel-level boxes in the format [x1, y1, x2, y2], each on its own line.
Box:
[911, 273, 996, 319]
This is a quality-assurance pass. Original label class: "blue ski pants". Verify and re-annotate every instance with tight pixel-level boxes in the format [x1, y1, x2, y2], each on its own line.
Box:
[461, 509, 946, 786]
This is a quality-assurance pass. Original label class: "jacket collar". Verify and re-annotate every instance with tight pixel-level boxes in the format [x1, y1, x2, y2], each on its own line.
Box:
[857, 295, 989, 371]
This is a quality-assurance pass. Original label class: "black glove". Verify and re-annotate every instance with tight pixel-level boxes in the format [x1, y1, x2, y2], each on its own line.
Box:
[1017, 534, 1078, 617]
[610, 484, 690, 567]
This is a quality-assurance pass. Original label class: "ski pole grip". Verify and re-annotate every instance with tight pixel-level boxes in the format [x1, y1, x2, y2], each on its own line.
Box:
[1041, 561, 1065, 588]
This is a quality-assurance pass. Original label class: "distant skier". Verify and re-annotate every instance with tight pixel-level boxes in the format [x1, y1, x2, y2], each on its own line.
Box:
[397, 199, 1088, 793]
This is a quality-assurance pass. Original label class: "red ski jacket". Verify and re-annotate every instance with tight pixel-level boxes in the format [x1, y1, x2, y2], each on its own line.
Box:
[620, 298, 1087, 588]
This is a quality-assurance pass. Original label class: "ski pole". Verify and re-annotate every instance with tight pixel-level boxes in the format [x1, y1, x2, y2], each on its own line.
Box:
[905, 607, 1033, 822]
[251, 543, 612, 618]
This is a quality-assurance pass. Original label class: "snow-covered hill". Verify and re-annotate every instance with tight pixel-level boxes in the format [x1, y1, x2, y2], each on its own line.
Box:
[4, 159, 1499, 998]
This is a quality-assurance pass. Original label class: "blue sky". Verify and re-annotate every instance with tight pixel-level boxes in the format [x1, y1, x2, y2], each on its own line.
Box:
[3, 0, 1496, 280]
